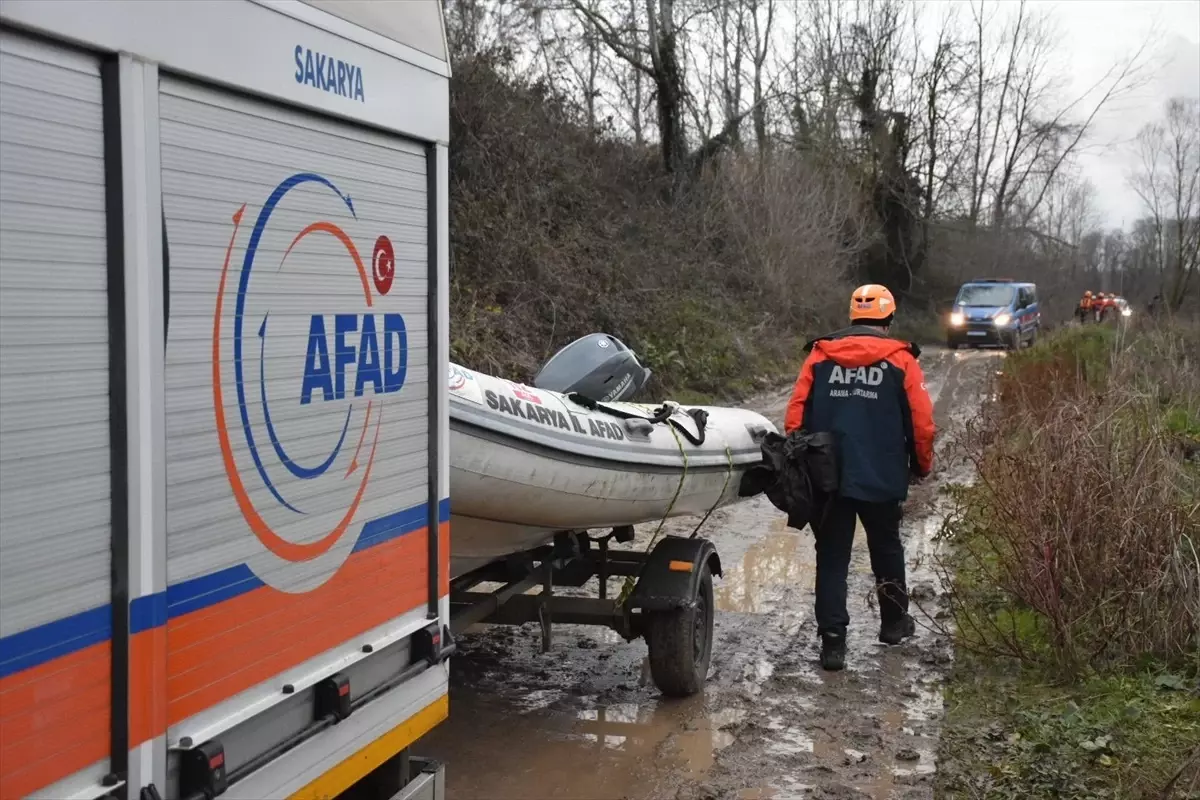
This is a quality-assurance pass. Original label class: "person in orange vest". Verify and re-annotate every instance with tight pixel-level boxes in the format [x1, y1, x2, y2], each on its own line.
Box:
[784, 284, 935, 671]
[1077, 291, 1093, 324]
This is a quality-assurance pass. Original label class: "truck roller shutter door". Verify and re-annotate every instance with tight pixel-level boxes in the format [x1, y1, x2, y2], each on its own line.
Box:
[158, 74, 433, 769]
[0, 29, 116, 799]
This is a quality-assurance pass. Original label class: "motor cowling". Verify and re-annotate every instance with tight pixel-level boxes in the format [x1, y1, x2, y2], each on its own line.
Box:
[532, 333, 651, 402]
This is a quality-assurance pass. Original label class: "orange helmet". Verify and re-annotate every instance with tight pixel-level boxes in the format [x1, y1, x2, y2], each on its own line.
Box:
[1084, 290, 1092, 297]
[849, 284, 896, 322]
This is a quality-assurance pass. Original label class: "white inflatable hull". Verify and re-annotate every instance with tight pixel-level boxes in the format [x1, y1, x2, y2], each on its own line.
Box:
[447, 363, 776, 578]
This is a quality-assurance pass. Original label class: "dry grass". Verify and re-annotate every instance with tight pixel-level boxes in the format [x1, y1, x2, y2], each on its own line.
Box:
[940, 321, 1200, 677]
[935, 321, 1200, 799]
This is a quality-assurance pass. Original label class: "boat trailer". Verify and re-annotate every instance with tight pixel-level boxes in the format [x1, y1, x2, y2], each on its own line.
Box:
[449, 528, 722, 697]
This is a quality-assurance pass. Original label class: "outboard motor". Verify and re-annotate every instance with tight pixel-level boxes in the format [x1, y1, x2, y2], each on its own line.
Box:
[532, 333, 651, 402]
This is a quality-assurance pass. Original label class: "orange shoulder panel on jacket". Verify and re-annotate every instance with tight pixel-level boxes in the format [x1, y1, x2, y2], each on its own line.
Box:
[815, 335, 909, 367]
[783, 349, 828, 433]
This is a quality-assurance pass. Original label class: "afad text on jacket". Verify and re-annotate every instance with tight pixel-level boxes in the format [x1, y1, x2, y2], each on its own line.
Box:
[784, 325, 935, 503]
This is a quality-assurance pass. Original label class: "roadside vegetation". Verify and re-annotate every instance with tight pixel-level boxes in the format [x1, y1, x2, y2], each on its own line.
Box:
[441, 1, 1197, 400]
[935, 320, 1200, 799]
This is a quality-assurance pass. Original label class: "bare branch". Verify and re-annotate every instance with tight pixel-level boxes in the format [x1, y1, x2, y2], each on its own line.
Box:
[567, 0, 654, 75]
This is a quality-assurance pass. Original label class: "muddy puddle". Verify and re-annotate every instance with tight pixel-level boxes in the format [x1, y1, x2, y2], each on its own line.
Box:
[715, 521, 814, 616]
[420, 347, 1002, 799]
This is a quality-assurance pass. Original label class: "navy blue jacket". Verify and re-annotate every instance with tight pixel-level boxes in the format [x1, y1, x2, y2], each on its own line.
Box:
[784, 327, 935, 502]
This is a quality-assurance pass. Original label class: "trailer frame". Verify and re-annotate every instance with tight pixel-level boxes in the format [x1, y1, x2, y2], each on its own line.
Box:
[449, 528, 723, 697]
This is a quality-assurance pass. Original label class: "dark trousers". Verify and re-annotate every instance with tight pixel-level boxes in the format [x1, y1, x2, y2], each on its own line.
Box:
[813, 496, 908, 636]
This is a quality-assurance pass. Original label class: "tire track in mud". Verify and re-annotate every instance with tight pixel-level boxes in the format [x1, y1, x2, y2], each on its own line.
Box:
[420, 348, 1001, 800]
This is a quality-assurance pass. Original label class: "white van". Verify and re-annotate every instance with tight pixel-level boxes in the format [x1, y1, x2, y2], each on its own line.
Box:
[0, 2, 451, 797]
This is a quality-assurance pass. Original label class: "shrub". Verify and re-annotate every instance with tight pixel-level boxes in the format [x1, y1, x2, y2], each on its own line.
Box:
[939, 322, 1200, 677]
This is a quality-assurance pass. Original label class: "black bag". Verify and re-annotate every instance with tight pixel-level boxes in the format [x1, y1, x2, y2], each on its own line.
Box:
[739, 429, 840, 531]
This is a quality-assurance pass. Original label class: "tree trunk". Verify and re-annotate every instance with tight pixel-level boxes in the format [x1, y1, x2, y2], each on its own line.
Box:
[647, 0, 686, 175]
[750, 0, 774, 153]
[719, 1, 744, 150]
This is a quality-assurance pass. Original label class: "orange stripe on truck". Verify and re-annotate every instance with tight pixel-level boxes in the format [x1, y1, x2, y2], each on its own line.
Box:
[129, 625, 169, 747]
[0, 508, 450, 798]
[166, 521, 448, 726]
[0, 642, 110, 800]
[440, 522, 450, 596]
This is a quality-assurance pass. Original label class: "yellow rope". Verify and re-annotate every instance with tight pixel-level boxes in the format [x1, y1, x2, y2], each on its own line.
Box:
[614, 421, 734, 608]
[701, 443, 735, 530]
[615, 420, 688, 607]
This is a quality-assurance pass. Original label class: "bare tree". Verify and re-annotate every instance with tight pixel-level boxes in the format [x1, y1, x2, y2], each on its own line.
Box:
[444, 0, 537, 60]
[569, 0, 689, 174]
[1130, 96, 1200, 310]
[746, 0, 776, 151]
[911, 5, 974, 261]
[1039, 173, 1098, 249]
[598, 0, 649, 145]
[529, 2, 604, 126]
[447, 0, 1159, 312]
[575, 0, 605, 129]
[444, 0, 491, 58]
[1029, 172, 1099, 287]
[719, 0, 747, 147]
[788, 0, 851, 153]
[685, 4, 734, 146]
[688, 0, 776, 153]
[961, 0, 1150, 234]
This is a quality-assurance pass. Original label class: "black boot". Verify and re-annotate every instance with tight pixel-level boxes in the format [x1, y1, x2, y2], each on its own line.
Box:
[879, 614, 916, 645]
[820, 632, 846, 671]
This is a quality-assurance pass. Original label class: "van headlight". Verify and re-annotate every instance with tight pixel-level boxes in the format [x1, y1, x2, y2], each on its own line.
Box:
[1121, 307, 1132, 317]
[993, 312, 1012, 326]
[949, 312, 965, 327]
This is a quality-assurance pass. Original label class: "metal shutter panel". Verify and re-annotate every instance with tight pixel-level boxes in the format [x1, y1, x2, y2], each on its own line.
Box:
[159, 75, 430, 736]
[0, 29, 112, 798]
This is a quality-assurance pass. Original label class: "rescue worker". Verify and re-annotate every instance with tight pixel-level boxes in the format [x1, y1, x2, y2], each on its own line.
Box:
[1077, 291, 1093, 324]
[784, 285, 936, 671]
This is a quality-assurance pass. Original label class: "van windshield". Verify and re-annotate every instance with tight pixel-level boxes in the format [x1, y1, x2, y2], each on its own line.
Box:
[956, 284, 1016, 307]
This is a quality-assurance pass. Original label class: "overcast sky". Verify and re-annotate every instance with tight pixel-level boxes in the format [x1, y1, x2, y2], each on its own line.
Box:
[1026, 0, 1200, 230]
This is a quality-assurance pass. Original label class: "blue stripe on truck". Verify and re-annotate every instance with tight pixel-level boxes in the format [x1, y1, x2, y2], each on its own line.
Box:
[0, 497, 450, 680]
[0, 605, 111, 679]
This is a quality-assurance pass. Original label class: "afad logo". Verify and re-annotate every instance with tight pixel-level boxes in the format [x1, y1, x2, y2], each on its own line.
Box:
[212, 172, 406, 589]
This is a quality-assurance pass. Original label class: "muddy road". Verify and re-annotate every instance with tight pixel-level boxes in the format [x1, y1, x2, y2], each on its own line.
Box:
[422, 347, 1002, 799]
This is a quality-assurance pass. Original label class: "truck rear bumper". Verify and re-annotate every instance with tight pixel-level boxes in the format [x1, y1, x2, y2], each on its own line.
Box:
[224, 663, 448, 800]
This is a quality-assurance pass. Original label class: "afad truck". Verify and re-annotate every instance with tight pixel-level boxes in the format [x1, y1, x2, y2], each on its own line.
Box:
[0, 1, 452, 798]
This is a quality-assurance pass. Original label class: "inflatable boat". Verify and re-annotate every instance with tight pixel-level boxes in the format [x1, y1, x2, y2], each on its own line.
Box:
[448, 334, 776, 578]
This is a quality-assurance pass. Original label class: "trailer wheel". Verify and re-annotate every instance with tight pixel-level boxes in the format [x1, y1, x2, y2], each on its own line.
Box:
[644, 564, 714, 697]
